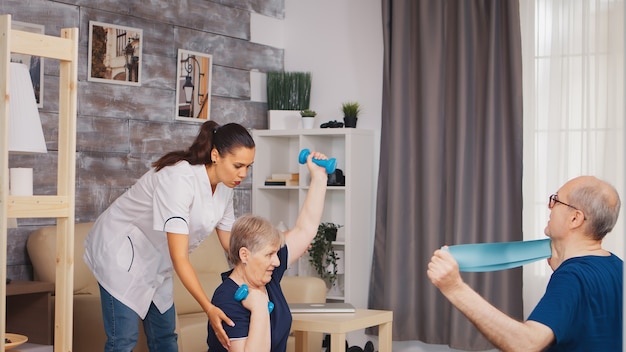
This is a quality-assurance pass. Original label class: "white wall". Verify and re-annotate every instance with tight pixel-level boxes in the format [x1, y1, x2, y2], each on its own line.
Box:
[282, 1, 384, 349]
[283, 0, 383, 132]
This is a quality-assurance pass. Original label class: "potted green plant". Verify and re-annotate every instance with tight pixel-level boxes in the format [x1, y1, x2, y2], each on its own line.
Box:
[300, 109, 317, 117]
[341, 101, 361, 128]
[308, 222, 342, 287]
[266, 71, 312, 129]
[267, 71, 311, 110]
[300, 109, 317, 129]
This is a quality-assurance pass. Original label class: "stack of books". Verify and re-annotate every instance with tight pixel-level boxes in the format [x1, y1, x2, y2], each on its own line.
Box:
[264, 173, 299, 186]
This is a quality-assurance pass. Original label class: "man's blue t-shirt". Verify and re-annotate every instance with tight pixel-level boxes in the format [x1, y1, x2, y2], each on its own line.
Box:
[528, 254, 623, 351]
[207, 245, 291, 351]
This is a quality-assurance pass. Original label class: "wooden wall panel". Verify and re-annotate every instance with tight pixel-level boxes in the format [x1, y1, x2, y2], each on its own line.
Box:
[42, 75, 61, 112]
[6, 229, 33, 279]
[54, 0, 131, 14]
[76, 116, 130, 153]
[211, 97, 268, 129]
[213, 65, 251, 99]
[74, 185, 126, 223]
[3, 0, 278, 279]
[141, 53, 178, 89]
[78, 83, 175, 121]
[129, 120, 201, 155]
[130, 0, 250, 40]
[0, 1, 80, 39]
[213, 0, 285, 19]
[175, 27, 283, 71]
[77, 152, 150, 190]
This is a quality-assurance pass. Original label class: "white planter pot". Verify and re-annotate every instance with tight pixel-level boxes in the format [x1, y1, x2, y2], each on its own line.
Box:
[301, 117, 316, 129]
[268, 110, 301, 130]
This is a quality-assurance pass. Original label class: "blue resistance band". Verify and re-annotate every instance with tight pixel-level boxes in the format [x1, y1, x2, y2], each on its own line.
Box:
[444, 238, 552, 272]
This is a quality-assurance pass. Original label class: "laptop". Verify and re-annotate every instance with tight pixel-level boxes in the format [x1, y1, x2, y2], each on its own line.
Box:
[288, 302, 356, 314]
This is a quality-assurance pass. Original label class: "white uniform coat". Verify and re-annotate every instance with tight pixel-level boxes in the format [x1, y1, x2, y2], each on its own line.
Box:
[83, 161, 234, 318]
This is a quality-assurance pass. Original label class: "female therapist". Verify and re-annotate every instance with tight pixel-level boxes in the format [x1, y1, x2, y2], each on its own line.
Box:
[84, 121, 254, 351]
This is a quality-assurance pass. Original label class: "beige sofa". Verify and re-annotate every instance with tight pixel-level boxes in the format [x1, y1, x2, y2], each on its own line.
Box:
[27, 222, 326, 352]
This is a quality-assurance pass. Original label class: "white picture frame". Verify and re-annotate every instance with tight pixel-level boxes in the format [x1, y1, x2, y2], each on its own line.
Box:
[88, 21, 143, 86]
[175, 49, 213, 122]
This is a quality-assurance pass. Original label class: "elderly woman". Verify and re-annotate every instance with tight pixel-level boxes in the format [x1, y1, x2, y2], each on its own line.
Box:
[207, 151, 329, 351]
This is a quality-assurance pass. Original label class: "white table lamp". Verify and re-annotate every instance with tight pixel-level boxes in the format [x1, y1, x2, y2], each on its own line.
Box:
[8, 62, 47, 197]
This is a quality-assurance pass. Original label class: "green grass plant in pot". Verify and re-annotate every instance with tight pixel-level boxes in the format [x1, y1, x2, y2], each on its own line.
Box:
[341, 101, 361, 128]
[300, 109, 317, 129]
[266, 71, 311, 110]
[266, 71, 312, 129]
[300, 109, 317, 117]
[308, 222, 342, 288]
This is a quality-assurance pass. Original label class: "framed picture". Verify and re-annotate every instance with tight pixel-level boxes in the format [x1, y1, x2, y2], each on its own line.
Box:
[88, 21, 142, 86]
[11, 21, 44, 108]
[175, 49, 213, 122]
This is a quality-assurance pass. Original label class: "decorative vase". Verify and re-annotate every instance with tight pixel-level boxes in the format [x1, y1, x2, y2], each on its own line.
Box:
[343, 116, 358, 128]
[301, 117, 316, 129]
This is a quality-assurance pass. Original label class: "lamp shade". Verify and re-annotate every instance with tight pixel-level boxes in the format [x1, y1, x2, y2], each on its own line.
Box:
[8, 62, 47, 154]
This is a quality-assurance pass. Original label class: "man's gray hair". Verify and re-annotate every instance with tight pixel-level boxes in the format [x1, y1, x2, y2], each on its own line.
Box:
[570, 181, 621, 240]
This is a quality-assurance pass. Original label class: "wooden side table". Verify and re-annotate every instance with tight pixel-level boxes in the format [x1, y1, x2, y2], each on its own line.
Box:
[6, 281, 54, 345]
[291, 309, 393, 352]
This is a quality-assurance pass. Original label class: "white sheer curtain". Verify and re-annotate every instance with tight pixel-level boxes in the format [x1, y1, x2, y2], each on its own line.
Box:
[519, 0, 624, 317]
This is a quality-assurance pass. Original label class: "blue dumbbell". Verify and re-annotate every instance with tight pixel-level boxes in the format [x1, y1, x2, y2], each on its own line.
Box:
[234, 284, 274, 313]
[233, 284, 248, 301]
[298, 149, 337, 174]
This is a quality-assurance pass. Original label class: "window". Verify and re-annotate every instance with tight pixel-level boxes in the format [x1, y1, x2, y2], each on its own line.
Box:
[520, 0, 624, 317]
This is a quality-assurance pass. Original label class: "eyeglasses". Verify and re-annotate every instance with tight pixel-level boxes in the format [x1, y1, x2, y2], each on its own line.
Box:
[548, 194, 579, 210]
[549, 194, 587, 220]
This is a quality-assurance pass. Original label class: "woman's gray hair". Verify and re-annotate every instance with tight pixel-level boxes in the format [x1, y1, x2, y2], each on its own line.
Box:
[228, 214, 284, 265]
[570, 181, 621, 240]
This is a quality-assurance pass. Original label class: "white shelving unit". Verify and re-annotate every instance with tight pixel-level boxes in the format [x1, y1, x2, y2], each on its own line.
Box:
[251, 129, 375, 309]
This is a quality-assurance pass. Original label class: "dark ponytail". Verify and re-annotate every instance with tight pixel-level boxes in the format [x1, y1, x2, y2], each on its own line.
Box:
[152, 121, 254, 171]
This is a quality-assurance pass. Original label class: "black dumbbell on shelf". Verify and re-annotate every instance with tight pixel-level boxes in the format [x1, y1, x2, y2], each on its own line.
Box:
[320, 120, 344, 128]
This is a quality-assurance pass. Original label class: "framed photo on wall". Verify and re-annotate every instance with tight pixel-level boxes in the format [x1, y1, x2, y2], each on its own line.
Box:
[88, 21, 143, 86]
[175, 49, 213, 122]
[11, 21, 44, 108]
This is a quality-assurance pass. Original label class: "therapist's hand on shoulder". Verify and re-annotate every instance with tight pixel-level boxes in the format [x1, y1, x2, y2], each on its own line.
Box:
[207, 304, 234, 349]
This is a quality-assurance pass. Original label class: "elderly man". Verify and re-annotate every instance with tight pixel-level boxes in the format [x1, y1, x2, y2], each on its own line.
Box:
[427, 176, 622, 352]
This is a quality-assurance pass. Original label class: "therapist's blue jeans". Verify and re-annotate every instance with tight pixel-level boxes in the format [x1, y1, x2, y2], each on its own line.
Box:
[99, 284, 178, 352]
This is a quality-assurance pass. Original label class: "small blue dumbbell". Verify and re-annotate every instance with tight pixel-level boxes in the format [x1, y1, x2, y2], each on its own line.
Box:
[298, 149, 337, 174]
[234, 284, 274, 314]
[233, 284, 248, 301]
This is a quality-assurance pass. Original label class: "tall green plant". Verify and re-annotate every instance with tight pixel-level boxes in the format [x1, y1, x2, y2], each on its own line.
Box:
[266, 71, 312, 110]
